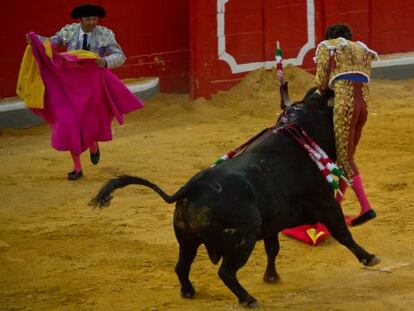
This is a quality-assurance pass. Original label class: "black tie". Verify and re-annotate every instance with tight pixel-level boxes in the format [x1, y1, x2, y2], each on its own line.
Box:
[82, 33, 89, 50]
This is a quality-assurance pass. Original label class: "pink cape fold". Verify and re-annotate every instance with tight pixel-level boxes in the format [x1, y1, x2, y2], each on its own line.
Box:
[28, 32, 144, 153]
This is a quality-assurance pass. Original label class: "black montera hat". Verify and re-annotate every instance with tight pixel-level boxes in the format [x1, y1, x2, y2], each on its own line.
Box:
[71, 4, 106, 19]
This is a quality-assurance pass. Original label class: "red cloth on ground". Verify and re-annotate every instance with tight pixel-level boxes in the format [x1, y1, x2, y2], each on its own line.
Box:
[282, 216, 353, 246]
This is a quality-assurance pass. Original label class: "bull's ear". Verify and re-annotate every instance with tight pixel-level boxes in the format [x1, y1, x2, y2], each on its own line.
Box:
[325, 89, 335, 98]
[322, 89, 335, 108]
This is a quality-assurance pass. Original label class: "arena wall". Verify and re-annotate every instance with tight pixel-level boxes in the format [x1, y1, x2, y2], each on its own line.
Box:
[1, 0, 414, 99]
[0, 0, 189, 98]
[190, 0, 414, 99]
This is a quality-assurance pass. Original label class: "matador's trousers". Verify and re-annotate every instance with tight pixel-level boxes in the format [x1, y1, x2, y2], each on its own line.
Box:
[331, 80, 369, 178]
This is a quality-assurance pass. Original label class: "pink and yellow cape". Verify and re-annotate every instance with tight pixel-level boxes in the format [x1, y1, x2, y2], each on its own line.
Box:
[17, 32, 144, 154]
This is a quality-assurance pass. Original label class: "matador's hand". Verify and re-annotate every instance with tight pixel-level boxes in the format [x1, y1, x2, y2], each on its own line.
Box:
[95, 57, 107, 68]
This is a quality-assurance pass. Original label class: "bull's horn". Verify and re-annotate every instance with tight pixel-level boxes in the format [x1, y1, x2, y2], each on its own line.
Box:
[280, 81, 293, 109]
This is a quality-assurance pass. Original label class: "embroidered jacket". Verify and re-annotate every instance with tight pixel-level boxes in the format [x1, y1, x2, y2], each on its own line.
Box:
[314, 37, 378, 92]
[47, 23, 125, 69]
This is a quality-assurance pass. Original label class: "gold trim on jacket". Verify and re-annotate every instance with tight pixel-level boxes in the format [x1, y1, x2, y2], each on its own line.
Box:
[314, 37, 378, 92]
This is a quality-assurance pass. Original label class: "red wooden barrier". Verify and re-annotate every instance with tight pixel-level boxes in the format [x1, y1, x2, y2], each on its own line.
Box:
[0, 0, 189, 98]
[189, 0, 414, 99]
[1, 0, 414, 100]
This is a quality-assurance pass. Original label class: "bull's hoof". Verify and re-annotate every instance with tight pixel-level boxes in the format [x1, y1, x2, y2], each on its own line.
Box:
[351, 209, 376, 226]
[263, 272, 280, 283]
[363, 255, 381, 267]
[240, 298, 260, 308]
[181, 287, 195, 299]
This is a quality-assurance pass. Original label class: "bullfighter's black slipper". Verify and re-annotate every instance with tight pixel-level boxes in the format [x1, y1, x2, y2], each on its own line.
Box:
[67, 170, 83, 181]
[90, 144, 100, 165]
[350, 209, 376, 226]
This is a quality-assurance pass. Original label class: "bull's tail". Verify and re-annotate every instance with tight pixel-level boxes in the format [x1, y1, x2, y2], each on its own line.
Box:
[89, 175, 185, 208]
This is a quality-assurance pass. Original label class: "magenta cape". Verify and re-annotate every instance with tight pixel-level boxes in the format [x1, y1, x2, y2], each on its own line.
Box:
[28, 32, 144, 153]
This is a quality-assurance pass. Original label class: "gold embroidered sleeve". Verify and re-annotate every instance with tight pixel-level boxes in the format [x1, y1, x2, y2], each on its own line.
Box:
[315, 45, 330, 93]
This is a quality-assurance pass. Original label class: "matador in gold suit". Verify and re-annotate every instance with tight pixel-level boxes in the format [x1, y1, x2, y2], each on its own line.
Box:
[314, 24, 377, 226]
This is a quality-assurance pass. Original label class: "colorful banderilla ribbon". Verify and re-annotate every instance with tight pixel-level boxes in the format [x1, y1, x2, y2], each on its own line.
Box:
[213, 128, 271, 166]
[276, 41, 284, 86]
[284, 124, 352, 194]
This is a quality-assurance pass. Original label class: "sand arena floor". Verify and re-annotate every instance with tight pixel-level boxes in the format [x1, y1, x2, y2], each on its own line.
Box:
[1, 67, 414, 310]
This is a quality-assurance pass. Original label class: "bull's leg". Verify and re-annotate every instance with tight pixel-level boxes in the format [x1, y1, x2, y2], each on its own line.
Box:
[218, 238, 258, 308]
[263, 235, 280, 283]
[175, 239, 200, 298]
[319, 201, 380, 266]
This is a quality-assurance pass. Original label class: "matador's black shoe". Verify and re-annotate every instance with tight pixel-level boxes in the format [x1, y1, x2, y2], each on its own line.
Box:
[350, 209, 377, 226]
[67, 170, 83, 181]
[90, 144, 100, 165]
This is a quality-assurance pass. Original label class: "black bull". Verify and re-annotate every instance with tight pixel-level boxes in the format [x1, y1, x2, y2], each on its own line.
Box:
[90, 87, 379, 307]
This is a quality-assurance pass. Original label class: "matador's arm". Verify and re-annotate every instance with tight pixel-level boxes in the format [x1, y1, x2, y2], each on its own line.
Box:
[315, 44, 331, 94]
